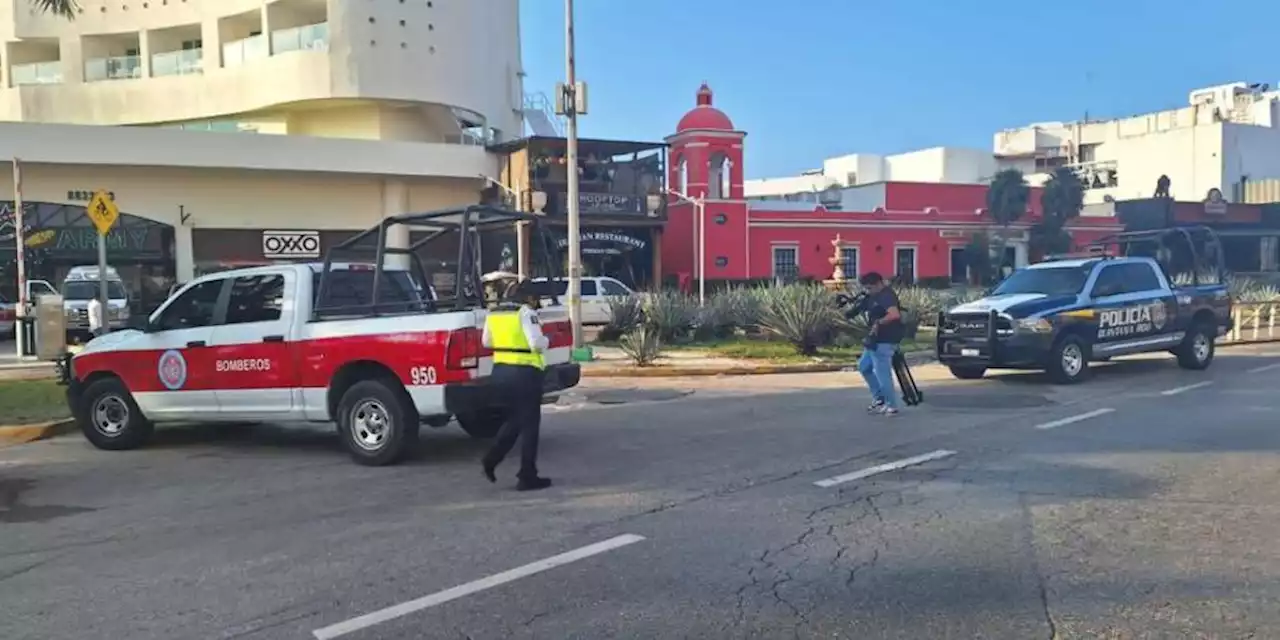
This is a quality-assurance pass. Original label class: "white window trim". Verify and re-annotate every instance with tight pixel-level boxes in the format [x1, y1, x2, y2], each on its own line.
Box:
[771, 243, 800, 280]
[893, 243, 918, 282]
[838, 242, 860, 278]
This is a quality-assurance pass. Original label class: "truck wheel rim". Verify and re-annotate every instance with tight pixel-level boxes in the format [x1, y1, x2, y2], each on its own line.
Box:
[1062, 344, 1084, 376]
[92, 395, 129, 437]
[1194, 333, 1211, 361]
[351, 400, 391, 451]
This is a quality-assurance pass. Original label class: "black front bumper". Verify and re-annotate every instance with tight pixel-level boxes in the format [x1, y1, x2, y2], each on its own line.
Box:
[443, 363, 581, 414]
[934, 310, 1055, 369]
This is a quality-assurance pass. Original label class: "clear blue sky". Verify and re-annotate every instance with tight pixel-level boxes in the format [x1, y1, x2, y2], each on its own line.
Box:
[520, 0, 1280, 179]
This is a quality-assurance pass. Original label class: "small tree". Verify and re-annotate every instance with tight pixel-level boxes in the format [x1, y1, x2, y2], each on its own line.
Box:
[33, 0, 77, 18]
[964, 232, 995, 285]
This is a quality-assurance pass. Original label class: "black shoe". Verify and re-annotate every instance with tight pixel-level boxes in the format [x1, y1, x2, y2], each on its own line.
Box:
[516, 477, 552, 492]
[482, 460, 497, 483]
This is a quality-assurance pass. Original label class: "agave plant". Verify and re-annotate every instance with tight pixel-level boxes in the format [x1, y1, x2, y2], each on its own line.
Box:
[598, 295, 644, 342]
[895, 286, 947, 328]
[711, 287, 761, 329]
[618, 325, 662, 366]
[754, 284, 842, 355]
[643, 290, 697, 342]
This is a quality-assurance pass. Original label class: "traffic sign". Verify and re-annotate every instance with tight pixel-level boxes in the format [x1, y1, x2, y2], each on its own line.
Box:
[86, 190, 119, 236]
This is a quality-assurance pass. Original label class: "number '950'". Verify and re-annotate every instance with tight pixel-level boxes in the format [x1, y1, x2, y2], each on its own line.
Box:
[409, 366, 438, 385]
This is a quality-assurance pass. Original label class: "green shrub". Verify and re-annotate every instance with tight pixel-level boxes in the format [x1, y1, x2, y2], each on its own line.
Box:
[599, 295, 644, 341]
[643, 290, 697, 342]
[754, 284, 842, 355]
[618, 325, 663, 366]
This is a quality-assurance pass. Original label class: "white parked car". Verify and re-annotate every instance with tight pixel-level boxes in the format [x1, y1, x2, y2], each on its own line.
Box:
[532, 277, 639, 325]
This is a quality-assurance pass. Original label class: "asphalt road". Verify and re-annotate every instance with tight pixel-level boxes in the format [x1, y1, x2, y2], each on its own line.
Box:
[4, 346, 1280, 639]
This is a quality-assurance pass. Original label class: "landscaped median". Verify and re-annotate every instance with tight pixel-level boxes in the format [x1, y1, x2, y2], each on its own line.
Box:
[582, 336, 936, 377]
[0, 378, 74, 446]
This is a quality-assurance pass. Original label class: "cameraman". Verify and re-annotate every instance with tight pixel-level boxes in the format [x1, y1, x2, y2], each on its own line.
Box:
[856, 272, 904, 416]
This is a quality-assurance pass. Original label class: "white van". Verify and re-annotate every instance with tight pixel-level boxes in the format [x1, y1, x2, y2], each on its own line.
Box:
[58, 266, 131, 332]
[532, 276, 638, 324]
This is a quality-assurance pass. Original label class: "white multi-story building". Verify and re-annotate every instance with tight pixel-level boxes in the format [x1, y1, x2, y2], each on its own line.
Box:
[0, 0, 527, 312]
[744, 146, 996, 205]
[995, 82, 1280, 205]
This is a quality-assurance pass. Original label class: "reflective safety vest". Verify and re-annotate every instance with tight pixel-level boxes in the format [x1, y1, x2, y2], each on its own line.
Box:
[487, 310, 544, 369]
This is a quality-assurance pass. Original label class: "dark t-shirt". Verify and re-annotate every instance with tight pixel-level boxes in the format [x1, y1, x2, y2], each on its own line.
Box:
[867, 287, 905, 345]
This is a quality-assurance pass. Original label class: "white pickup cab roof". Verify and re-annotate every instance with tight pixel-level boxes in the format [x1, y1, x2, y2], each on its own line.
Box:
[64, 265, 123, 282]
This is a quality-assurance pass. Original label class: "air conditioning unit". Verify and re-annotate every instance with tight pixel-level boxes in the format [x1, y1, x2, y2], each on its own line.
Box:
[924, 207, 940, 215]
[872, 206, 887, 216]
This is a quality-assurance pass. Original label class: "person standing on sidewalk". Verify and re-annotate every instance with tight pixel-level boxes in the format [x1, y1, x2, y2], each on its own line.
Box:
[87, 296, 105, 339]
[856, 272, 905, 416]
[480, 279, 553, 491]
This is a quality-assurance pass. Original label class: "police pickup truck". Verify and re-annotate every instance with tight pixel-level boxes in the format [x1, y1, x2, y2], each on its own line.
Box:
[936, 254, 1231, 384]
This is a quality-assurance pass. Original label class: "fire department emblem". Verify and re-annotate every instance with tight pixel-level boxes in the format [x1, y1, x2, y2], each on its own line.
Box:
[1150, 301, 1168, 331]
[158, 349, 188, 390]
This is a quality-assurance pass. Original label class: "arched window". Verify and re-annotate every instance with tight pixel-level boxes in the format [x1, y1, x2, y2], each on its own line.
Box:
[708, 153, 732, 199]
[676, 155, 688, 193]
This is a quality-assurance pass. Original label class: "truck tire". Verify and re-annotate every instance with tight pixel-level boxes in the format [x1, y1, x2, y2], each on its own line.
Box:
[1176, 323, 1216, 370]
[1047, 335, 1091, 384]
[336, 379, 418, 466]
[948, 366, 987, 380]
[456, 409, 506, 439]
[79, 377, 154, 451]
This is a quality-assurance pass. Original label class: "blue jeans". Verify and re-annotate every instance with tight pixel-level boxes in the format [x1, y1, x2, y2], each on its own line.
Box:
[858, 343, 899, 409]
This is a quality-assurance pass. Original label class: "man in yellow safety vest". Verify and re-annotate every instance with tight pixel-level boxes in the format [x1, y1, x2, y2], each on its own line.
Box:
[481, 279, 553, 491]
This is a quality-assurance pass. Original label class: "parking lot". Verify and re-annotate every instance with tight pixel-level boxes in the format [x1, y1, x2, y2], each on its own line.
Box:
[4, 345, 1280, 638]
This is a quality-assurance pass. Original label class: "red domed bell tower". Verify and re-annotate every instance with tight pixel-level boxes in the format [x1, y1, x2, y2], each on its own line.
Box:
[663, 83, 749, 285]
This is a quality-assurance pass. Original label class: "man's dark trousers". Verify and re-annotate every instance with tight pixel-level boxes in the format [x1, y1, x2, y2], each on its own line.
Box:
[483, 363, 545, 480]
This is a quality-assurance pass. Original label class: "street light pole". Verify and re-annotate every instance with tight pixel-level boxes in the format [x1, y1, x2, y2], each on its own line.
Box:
[665, 188, 706, 306]
[563, 0, 584, 352]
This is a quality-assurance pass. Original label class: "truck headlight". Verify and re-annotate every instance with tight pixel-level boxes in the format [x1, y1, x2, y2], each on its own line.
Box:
[1015, 318, 1053, 333]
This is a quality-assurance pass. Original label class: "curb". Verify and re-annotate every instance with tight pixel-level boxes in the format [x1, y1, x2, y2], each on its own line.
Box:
[0, 418, 75, 447]
[582, 350, 937, 378]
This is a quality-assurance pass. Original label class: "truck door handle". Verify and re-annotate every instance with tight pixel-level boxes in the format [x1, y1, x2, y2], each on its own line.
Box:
[186, 340, 206, 348]
[262, 335, 285, 343]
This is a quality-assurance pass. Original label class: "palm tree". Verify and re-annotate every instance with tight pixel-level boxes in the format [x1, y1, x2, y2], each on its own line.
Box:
[985, 168, 1029, 270]
[32, 0, 77, 19]
[1040, 166, 1084, 227]
[1031, 167, 1085, 258]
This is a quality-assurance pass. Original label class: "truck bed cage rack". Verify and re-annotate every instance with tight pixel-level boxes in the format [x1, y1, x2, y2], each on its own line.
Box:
[1085, 225, 1226, 286]
[312, 205, 564, 320]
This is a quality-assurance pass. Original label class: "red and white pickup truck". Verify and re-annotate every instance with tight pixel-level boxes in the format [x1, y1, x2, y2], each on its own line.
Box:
[62, 262, 580, 465]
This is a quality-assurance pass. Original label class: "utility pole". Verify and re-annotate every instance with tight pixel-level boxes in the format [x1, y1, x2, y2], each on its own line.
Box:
[12, 158, 26, 358]
[559, 0, 589, 359]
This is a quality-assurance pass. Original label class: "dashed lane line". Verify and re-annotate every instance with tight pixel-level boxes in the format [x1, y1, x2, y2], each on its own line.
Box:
[311, 534, 646, 639]
[1248, 362, 1280, 374]
[1159, 381, 1214, 396]
[813, 449, 957, 488]
[1033, 408, 1116, 431]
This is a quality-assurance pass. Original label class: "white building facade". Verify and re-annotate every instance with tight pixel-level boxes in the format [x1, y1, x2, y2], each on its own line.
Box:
[744, 146, 996, 205]
[0, 0, 524, 313]
[995, 82, 1280, 205]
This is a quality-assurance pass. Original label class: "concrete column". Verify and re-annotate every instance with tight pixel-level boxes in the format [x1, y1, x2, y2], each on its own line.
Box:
[261, 7, 273, 55]
[515, 221, 529, 278]
[174, 224, 195, 282]
[202, 19, 220, 72]
[139, 29, 152, 78]
[382, 179, 410, 270]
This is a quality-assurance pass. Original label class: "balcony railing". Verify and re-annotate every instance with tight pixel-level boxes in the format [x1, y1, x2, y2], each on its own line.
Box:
[85, 55, 142, 82]
[10, 61, 62, 86]
[271, 22, 329, 55]
[151, 49, 202, 77]
[222, 34, 267, 68]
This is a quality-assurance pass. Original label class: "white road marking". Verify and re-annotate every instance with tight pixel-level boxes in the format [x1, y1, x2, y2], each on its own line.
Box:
[814, 449, 957, 488]
[1033, 408, 1116, 430]
[1248, 362, 1280, 374]
[1160, 381, 1214, 396]
[310, 534, 646, 639]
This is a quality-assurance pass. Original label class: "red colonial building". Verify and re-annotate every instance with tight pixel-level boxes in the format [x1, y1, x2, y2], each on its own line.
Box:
[660, 84, 1125, 286]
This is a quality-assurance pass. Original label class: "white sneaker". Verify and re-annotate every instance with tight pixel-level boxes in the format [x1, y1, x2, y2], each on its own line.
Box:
[866, 401, 885, 413]
[875, 406, 900, 417]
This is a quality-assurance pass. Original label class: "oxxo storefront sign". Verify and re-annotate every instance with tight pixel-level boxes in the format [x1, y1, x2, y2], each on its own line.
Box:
[262, 230, 321, 259]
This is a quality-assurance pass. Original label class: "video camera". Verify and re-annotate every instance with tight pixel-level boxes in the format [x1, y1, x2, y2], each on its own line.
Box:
[831, 288, 922, 407]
